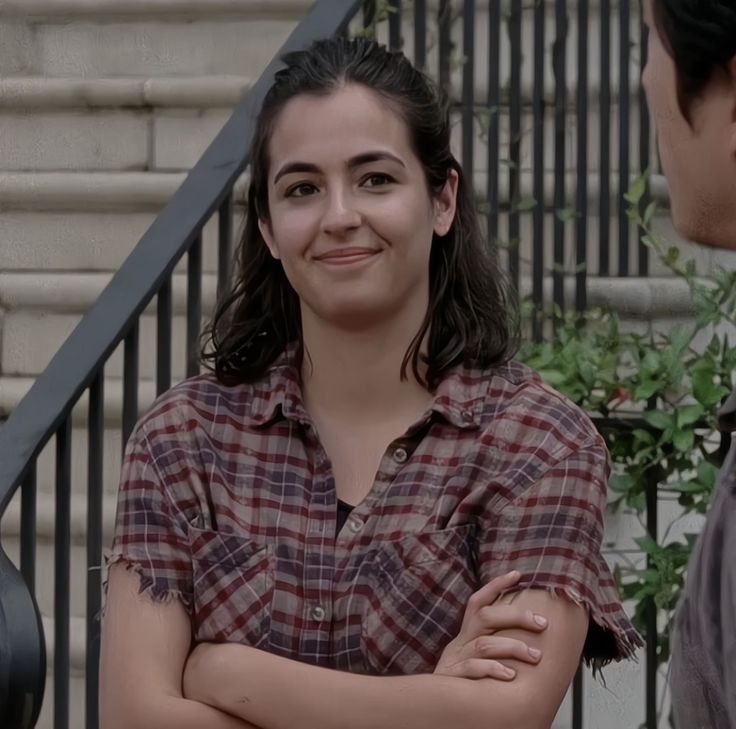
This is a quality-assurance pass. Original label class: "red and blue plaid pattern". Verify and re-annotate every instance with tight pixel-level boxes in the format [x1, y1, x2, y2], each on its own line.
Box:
[109, 347, 642, 674]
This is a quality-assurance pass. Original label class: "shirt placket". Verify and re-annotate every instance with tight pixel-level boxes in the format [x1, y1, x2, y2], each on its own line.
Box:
[298, 426, 337, 666]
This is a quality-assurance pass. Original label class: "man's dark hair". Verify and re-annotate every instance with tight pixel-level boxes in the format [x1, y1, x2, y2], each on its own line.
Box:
[202, 37, 517, 390]
[652, 0, 736, 118]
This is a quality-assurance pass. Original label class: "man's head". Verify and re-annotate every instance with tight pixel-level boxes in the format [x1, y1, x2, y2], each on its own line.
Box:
[642, 0, 736, 250]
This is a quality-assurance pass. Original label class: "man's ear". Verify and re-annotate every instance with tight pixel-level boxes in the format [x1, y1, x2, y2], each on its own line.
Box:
[258, 217, 280, 260]
[433, 168, 459, 238]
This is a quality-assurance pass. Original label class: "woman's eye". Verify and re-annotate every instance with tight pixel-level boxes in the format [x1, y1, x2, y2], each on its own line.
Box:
[362, 173, 394, 188]
[286, 183, 318, 198]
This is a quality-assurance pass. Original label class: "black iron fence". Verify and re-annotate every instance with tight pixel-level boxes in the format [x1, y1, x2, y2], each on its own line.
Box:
[0, 2, 664, 728]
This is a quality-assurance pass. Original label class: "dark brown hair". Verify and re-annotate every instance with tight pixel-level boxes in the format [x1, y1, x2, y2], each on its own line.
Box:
[651, 0, 736, 119]
[201, 37, 517, 390]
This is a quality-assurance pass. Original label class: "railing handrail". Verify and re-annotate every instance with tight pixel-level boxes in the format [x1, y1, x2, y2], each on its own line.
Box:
[0, 0, 364, 512]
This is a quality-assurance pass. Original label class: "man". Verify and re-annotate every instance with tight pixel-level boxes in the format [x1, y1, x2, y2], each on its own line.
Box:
[641, 1, 736, 726]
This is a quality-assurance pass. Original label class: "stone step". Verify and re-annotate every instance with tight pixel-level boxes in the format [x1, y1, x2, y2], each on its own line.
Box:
[0, 76, 250, 172]
[0, 170, 248, 211]
[0, 1, 307, 79]
[0, 270, 218, 377]
[0, 75, 251, 109]
[0, 0, 312, 17]
[0, 208, 245, 271]
[0, 14, 301, 78]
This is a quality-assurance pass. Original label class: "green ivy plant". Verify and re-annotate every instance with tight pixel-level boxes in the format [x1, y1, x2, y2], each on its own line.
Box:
[519, 175, 736, 673]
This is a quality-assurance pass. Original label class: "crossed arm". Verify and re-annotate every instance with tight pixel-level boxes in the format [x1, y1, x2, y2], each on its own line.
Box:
[100, 564, 588, 729]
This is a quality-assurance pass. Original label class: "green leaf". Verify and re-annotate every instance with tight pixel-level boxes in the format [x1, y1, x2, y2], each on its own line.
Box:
[516, 196, 537, 212]
[634, 380, 661, 400]
[624, 174, 647, 205]
[696, 460, 719, 489]
[677, 404, 705, 428]
[642, 410, 674, 431]
[673, 428, 695, 453]
[537, 369, 568, 388]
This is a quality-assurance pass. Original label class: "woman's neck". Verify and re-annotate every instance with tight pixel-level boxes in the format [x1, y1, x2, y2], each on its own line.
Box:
[299, 308, 433, 423]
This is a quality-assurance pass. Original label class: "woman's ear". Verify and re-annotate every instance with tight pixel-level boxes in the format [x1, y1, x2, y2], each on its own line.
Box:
[433, 168, 459, 237]
[258, 217, 280, 260]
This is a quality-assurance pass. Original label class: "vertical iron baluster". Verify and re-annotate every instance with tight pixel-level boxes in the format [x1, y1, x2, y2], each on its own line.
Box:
[599, 0, 611, 275]
[638, 10, 650, 276]
[507, 0, 522, 292]
[122, 322, 139, 452]
[531, 0, 546, 341]
[618, 0, 631, 276]
[461, 0, 475, 178]
[362, 0, 376, 29]
[572, 664, 584, 729]
[552, 0, 568, 313]
[486, 0, 501, 243]
[217, 193, 234, 304]
[54, 416, 72, 729]
[156, 278, 172, 397]
[187, 234, 203, 379]
[575, 0, 589, 313]
[645, 470, 659, 729]
[20, 464, 37, 592]
[438, 0, 451, 91]
[388, 0, 401, 50]
[86, 372, 104, 729]
[413, 0, 426, 70]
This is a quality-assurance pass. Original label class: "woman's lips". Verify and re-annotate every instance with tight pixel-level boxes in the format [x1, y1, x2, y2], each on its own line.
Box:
[315, 249, 380, 266]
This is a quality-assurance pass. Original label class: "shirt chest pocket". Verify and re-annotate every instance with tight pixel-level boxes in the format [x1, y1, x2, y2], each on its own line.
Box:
[360, 524, 478, 675]
[189, 526, 274, 648]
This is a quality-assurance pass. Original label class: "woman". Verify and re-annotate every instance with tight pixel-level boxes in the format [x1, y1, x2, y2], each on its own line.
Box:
[100, 37, 640, 729]
[642, 1, 736, 727]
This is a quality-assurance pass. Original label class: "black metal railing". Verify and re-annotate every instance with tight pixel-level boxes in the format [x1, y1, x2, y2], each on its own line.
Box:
[0, 2, 662, 729]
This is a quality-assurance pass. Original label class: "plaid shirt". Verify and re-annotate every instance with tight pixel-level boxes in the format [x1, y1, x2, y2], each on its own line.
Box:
[109, 346, 642, 675]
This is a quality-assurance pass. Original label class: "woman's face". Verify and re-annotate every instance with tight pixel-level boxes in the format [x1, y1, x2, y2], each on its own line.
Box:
[641, 0, 736, 249]
[258, 83, 458, 332]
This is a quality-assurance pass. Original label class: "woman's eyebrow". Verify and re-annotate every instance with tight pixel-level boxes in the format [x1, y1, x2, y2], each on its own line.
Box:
[272, 151, 406, 185]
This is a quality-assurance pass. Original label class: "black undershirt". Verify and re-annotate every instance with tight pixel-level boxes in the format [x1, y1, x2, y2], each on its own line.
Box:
[336, 499, 354, 536]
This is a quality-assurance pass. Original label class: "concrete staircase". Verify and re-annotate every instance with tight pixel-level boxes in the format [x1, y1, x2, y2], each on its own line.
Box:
[1, 2, 734, 729]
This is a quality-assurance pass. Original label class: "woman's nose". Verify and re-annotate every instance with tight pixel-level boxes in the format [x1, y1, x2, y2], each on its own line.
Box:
[321, 190, 362, 236]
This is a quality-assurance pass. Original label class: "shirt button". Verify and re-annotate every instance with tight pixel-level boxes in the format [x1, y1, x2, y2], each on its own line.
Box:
[348, 517, 363, 533]
[462, 409, 474, 422]
[311, 605, 326, 622]
[393, 447, 408, 464]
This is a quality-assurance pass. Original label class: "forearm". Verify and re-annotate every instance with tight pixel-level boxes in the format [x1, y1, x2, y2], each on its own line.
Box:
[101, 693, 262, 729]
[192, 644, 542, 729]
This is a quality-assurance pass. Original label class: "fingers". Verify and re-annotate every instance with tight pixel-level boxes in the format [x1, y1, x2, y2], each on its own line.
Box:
[469, 635, 543, 665]
[466, 604, 548, 638]
[464, 571, 521, 617]
[439, 658, 518, 681]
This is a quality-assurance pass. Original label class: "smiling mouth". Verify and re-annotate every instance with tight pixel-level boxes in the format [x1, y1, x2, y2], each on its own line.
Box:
[315, 249, 381, 265]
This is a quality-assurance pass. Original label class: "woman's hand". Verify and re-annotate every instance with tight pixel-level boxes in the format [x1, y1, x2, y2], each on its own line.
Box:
[433, 571, 548, 680]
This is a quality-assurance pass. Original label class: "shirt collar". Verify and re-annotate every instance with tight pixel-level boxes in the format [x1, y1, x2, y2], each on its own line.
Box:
[246, 345, 485, 431]
[247, 342, 309, 427]
[428, 364, 486, 430]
